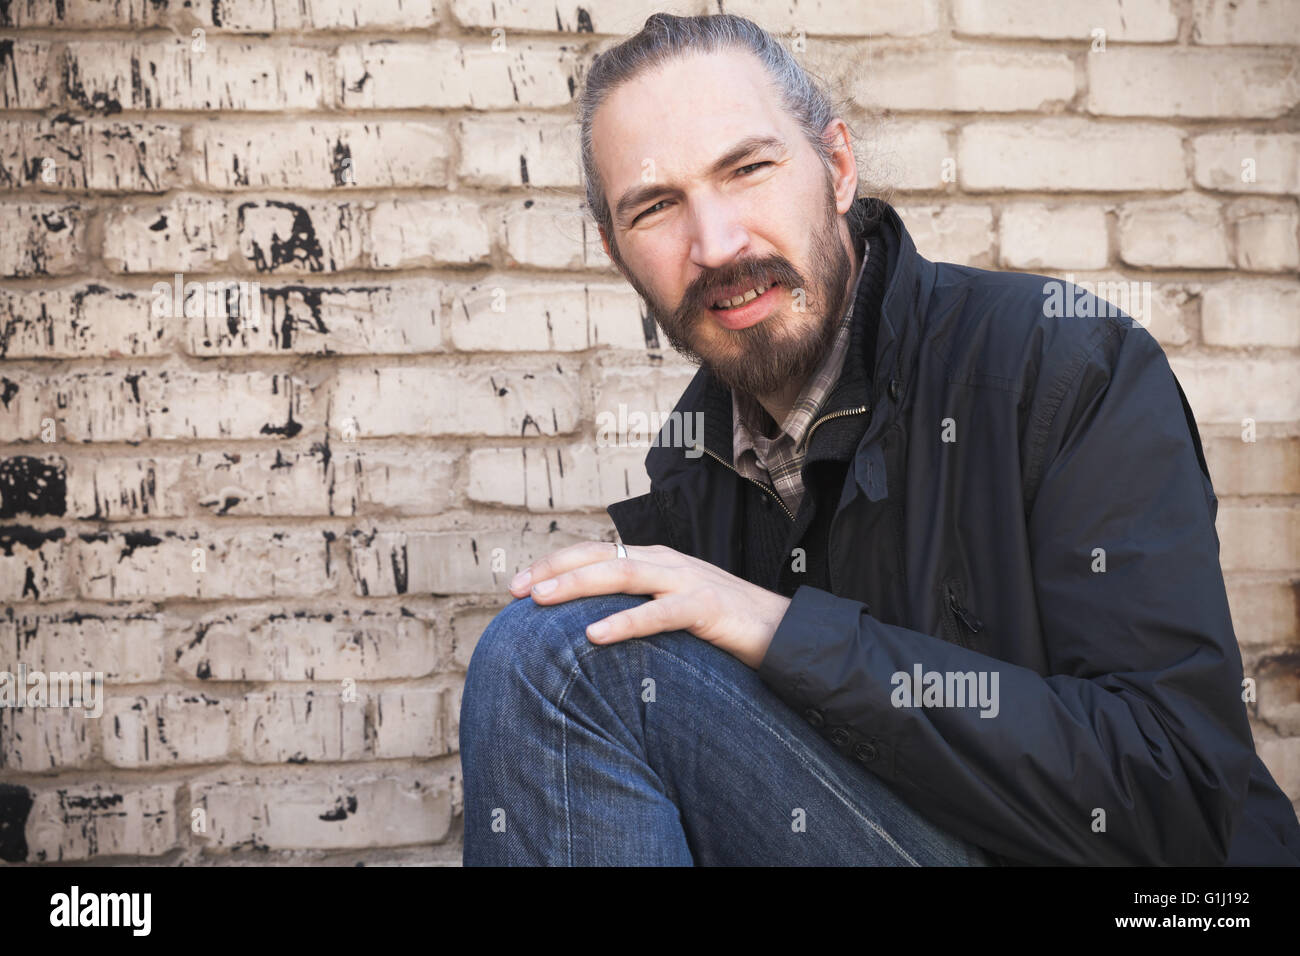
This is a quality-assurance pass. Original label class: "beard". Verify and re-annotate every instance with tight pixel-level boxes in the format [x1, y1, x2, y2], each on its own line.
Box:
[618, 175, 855, 400]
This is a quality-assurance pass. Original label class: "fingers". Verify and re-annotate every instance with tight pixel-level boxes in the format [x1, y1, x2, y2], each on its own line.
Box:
[586, 592, 706, 643]
[523, 556, 680, 605]
[508, 540, 669, 597]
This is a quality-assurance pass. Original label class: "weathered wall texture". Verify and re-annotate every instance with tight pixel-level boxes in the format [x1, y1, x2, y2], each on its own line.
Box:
[0, 0, 1296, 863]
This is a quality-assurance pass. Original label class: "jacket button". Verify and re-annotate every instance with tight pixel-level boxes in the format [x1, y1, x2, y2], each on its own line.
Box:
[829, 727, 851, 748]
[888, 378, 901, 402]
[854, 741, 878, 763]
[803, 708, 825, 728]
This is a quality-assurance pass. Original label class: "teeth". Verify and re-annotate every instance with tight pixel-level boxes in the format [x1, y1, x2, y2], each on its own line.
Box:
[712, 281, 773, 310]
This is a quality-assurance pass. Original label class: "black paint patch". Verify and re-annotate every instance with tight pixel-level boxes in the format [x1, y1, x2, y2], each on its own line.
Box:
[318, 794, 358, 821]
[238, 200, 327, 273]
[0, 524, 65, 556]
[0, 783, 33, 862]
[0, 456, 66, 518]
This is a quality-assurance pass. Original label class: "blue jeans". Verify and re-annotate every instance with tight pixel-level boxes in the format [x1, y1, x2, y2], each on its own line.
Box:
[460, 592, 997, 866]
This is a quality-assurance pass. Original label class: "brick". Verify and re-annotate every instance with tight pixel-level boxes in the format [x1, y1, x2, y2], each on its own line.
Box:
[0, 369, 315, 443]
[502, 196, 614, 270]
[73, 528, 338, 601]
[101, 692, 233, 768]
[23, 783, 178, 861]
[202, 0, 439, 30]
[0, 119, 182, 192]
[1193, 133, 1300, 195]
[958, 121, 1186, 192]
[954, 0, 1178, 41]
[238, 689, 367, 763]
[1256, 667, 1300, 736]
[448, 605, 509, 671]
[592, 366, 700, 431]
[1257, 735, 1300, 801]
[0, 40, 56, 108]
[64, 39, 328, 111]
[64, 454, 187, 520]
[192, 769, 452, 850]
[456, 114, 580, 188]
[331, 446, 459, 516]
[332, 362, 581, 438]
[1192, 0, 1300, 45]
[368, 199, 492, 268]
[193, 121, 452, 190]
[187, 280, 444, 356]
[1087, 49, 1299, 119]
[448, 277, 645, 351]
[1228, 200, 1300, 273]
[1202, 280, 1300, 348]
[185, 447, 338, 517]
[0, 203, 86, 277]
[467, 442, 651, 510]
[338, 40, 580, 110]
[1206, 437, 1300, 496]
[851, 49, 1075, 112]
[236, 199, 365, 274]
[0, 706, 95, 770]
[1225, 578, 1299, 648]
[1216, 504, 1300, 572]
[895, 205, 995, 266]
[1118, 196, 1230, 269]
[103, 197, 230, 274]
[0, 525, 69, 604]
[371, 685, 457, 758]
[1, 0, 172, 27]
[0, 285, 164, 360]
[711, 0, 940, 35]
[172, 607, 437, 682]
[999, 204, 1109, 270]
[868, 121, 952, 191]
[1169, 357, 1300, 424]
[0, 610, 164, 681]
[350, 526, 589, 596]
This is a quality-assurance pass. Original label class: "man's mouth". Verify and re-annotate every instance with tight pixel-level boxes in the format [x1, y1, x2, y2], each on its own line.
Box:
[710, 279, 779, 311]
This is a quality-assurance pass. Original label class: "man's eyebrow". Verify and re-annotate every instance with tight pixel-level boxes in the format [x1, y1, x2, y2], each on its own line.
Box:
[612, 134, 787, 227]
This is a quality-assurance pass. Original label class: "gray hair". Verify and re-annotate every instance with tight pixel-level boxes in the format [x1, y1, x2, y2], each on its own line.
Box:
[577, 12, 877, 264]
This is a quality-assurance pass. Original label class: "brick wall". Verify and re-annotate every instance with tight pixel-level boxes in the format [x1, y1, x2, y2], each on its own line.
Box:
[0, 0, 1296, 864]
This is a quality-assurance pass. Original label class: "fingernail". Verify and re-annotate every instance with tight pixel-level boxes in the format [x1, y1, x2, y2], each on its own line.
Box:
[588, 620, 609, 639]
[532, 578, 557, 596]
[511, 570, 530, 590]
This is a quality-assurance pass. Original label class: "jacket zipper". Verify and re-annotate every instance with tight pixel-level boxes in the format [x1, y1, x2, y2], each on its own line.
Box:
[696, 403, 870, 524]
[944, 582, 985, 647]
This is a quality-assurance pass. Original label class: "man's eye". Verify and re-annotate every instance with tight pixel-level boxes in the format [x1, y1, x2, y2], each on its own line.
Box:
[632, 200, 667, 224]
[738, 161, 772, 175]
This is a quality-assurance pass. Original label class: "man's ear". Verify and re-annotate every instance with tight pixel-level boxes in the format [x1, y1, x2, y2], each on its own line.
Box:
[597, 224, 629, 281]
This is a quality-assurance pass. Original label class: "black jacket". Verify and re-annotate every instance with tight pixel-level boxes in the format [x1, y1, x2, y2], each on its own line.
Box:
[607, 197, 1300, 866]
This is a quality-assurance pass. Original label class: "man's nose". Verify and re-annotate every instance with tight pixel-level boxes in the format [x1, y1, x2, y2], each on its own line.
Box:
[687, 195, 750, 271]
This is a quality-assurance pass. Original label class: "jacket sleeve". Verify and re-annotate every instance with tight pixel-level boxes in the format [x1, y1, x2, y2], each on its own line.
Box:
[756, 319, 1255, 865]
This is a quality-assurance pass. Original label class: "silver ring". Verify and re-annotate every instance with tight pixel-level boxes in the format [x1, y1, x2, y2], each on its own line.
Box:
[615, 541, 628, 559]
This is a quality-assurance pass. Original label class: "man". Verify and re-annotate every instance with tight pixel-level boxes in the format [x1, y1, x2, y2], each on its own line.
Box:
[459, 13, 1300, 865]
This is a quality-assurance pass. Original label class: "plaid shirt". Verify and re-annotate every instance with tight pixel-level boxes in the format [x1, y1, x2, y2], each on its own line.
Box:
[731, 243, 868, 517]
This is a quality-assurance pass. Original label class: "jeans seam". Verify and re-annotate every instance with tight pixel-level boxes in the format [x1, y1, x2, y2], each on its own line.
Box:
[560, 633, 919, 867]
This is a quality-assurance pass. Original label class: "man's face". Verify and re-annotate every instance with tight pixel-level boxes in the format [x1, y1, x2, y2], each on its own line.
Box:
[592, 49, 856, 399]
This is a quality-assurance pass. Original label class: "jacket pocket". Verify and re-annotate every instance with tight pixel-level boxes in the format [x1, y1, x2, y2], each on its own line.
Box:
[941, 578, 985, 650]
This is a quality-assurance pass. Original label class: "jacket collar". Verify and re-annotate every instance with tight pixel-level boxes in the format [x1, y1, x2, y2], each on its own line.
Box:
[644, 197, 933, 485]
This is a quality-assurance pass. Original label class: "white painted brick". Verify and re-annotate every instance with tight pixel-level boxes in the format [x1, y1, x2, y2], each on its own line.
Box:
[1193, 0, 1300, 45]
[371, 684, 456, 758]
[457, 114, 581, 188]
[1217, 505, 1300, 572]
[895, 205, 995, 266]
[0, 40, 56, 108]
[999, 204, 1109, 270]
[102, 692, 233, 767]
[1193, 132, 1300, 195]
[1258, 736, 1300, 801]
[24, 783, 177, 861]
[338, 40, 580, 109]
[193, 121, 452, 190]
[853, 49, 1075, 112]
[0, 369, 314, 443]
[1118, 196, 1230, 269]
[1226, 578, 1300, 647]
[449, 604, 509, 671]
[467, 442, 651, 510]
[1201, 280, 1300, 348]
[0, 706, 95, 771]
[449, 276, 645, 351]
[0, 611, 165, 682]
[954, 0, 1178, 41]
[65, 39, 328, 111]
[592, 367, 699, 431]
[193, 769, 452, 849]
[236, 198, 365, 274]
[103, 196, 230, 274]
[332, 362, 581, 438]
[1207, 437, 1300, 497]
[2, 0, 171, 26]
[1087, 49, 1300, 119]
[1169, 357, 1300, 424]
[0, 119, 182, 192]
[0, 203, 86, 277]
[0, 285, 164, 359]
[350, 526, 589, 596]
[368, 199, 492, 268]
[1228, 200, 1300, 272]
[959, 121, 1186, 192]
[867, 120, 952, 192]
[0, 526, 69, 604]
[502, 196, 614, 270]
[64, 454, 187, 520]
[719, 0, 940, 35]
[451, 0, 706, 34]
[73, 528, 338, 601]
[173, 607, 437, 682]
[204, 0, 439, 30]
[331, 446, 459, 516]
[238, 689, 367, 763]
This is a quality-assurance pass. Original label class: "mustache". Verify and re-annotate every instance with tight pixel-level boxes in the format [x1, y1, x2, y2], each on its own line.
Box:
[680, 258, 805, 317]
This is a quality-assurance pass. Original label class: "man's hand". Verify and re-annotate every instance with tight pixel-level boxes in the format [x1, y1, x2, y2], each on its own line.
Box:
[508, 541, 792, 669]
